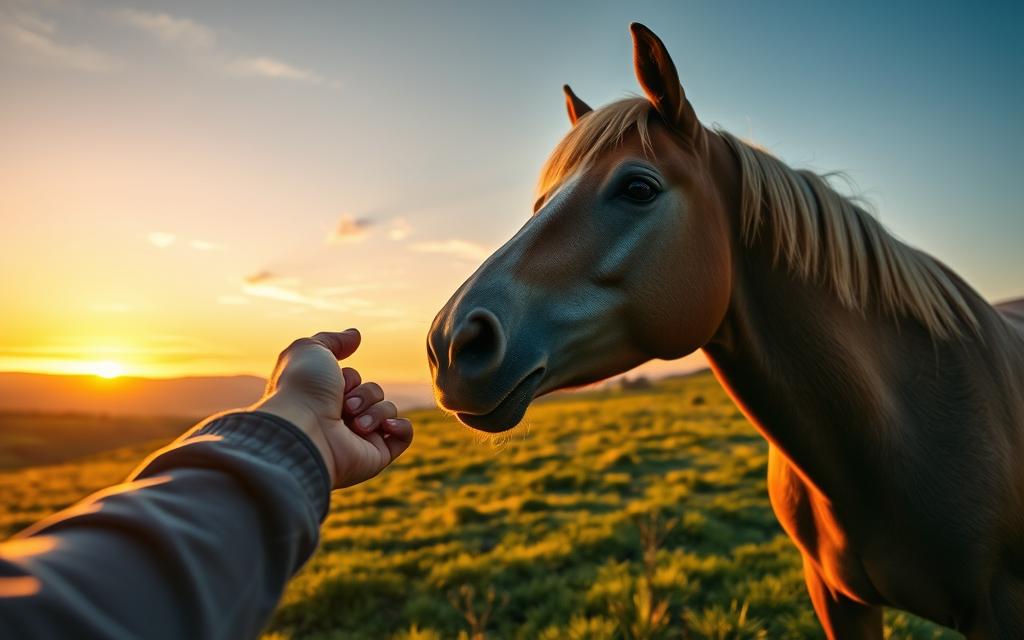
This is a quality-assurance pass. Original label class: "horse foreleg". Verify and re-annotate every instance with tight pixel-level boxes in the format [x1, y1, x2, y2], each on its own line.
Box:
[802, 556, 883, 639]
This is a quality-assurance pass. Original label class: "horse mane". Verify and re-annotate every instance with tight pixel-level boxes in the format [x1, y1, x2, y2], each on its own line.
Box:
[538, 97, 978, 340]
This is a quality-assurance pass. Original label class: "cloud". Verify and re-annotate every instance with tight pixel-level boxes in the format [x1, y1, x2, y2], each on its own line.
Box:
[147, 231, 177, 248]
[240, 270, 385, 312]
[116, 9, 214, 51]
[0, 12, 119, 72]
[411, 239, 493, 261]
[116, 9, 337, 87]
[244, 270, 277, 285]
[387, 217, 413, 241]
[241, 271, 340, 310]
[328, 215, 374, 244]
[243, 282, 339, 310]
[227, 56, 327, 85]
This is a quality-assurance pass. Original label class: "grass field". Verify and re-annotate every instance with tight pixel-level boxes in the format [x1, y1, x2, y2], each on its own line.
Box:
[0, 411, 193, 470]
[0, 372, 957, 639]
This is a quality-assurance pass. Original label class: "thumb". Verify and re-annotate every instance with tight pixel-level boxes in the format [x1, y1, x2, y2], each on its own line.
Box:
[311, 329, 361, 360]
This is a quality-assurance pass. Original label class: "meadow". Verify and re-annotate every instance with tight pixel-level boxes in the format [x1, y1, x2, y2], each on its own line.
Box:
[0, 411, 190, 470]
[0, 372, 957, 639]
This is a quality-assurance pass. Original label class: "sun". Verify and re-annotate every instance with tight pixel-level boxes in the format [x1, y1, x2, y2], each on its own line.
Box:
[91, 361, 124, 379]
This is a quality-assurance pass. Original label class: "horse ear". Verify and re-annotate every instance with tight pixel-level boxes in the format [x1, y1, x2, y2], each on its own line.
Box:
[565, 83, 598, 124]
[563, 84, 592, 126]
[630, 23, 701, 141]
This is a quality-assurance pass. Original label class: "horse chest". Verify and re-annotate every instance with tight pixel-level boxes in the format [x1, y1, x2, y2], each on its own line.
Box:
[766, 443, 984, 623]
[766, 445, 884, 604]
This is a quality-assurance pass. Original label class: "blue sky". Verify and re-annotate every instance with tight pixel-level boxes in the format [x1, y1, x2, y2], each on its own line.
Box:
[0, 0, 1021, 383]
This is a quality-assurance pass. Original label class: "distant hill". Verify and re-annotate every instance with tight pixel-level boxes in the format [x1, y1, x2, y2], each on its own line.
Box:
[0, 373, 436, 417]
[0, 372, 267, 417]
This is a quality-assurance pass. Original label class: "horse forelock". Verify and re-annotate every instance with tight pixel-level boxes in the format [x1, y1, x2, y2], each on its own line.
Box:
[537, 97, 654, 200]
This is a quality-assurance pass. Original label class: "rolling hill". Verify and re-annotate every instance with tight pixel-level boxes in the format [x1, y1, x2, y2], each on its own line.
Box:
[0, 372, 434, 417]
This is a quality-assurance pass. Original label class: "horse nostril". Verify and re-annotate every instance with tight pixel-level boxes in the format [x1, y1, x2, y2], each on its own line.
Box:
[449, 308, 506, 376]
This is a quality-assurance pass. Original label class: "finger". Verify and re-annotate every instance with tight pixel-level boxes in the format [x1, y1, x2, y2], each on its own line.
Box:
[311, 329, 361, 360]
[382, 417, 413, 459]
[343, 381, 384, 417]
[342, 367, 361, 394]
[352, 400, 398, 434]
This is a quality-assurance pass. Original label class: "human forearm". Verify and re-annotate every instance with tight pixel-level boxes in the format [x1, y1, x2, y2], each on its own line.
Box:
[0, 411, 328, 639]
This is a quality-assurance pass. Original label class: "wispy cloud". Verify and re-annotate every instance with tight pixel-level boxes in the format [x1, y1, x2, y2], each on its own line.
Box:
[115, 8, 337, 87]
[411, 239, 493, 261]
[116, 9, 214, 51]
[241, 271, 363, 311]
[228, 56, 328, 85]
[238, 269, 403, 316]
[146, 232, 225, 251]
[244, 282, 339, 310]
[244, 270, 280, 285]
[147, 231, 177, 248]
[387, 217, 413, 241]
[327, 215, 374, 244]
[0, 10, 119, 72]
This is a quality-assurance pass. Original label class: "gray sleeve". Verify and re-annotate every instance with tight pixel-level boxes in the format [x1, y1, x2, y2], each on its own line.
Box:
[0, 411, 331, 640]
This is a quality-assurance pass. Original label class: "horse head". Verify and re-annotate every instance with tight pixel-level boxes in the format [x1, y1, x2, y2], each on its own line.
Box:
[428, 24, 735, 431]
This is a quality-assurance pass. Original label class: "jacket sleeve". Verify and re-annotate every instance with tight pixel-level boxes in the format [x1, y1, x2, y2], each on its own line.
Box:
[0, 411, 332, 640]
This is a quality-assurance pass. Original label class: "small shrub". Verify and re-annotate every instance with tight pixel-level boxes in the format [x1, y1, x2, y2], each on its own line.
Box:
[682, 600, 767, 639]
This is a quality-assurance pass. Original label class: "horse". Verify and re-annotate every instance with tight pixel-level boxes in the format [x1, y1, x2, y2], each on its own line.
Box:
[427, 22, 1024, 638]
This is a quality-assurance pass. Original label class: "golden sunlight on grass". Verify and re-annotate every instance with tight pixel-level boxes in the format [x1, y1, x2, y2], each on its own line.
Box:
[0, 373, 955, 638]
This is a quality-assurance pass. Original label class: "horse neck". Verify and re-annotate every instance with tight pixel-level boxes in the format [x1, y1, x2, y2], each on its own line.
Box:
[696, 137, 976, 498]
[698, 130, 1015, 496]
[701, 236, 900, 492]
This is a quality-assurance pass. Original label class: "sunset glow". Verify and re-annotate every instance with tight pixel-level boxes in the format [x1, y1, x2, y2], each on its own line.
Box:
[91, 361, 124, 380]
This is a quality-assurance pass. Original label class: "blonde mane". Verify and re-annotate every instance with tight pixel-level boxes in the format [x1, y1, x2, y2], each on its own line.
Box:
[538, 98, 978, 339]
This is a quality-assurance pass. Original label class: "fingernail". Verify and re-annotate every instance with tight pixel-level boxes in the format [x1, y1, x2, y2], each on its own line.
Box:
[357, 415, 373, 429]
[345, 397, 362, 412]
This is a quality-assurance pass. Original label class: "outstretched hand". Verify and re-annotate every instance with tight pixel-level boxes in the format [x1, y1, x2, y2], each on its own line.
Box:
[254, 329, 414, 488]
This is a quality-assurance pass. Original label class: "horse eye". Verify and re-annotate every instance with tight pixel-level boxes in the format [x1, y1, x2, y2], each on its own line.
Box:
[622, 178, 657, 203]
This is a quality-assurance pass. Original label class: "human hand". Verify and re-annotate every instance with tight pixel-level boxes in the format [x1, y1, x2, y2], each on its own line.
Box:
[253, 329, 414, 489]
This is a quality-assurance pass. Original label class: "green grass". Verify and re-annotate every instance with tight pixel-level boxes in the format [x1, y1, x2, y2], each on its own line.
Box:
[0, 372, 959, 639]
[0, 411, 193, 469]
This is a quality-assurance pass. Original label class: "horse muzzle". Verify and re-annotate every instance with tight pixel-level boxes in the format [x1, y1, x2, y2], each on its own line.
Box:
[428, 303, 547, 432]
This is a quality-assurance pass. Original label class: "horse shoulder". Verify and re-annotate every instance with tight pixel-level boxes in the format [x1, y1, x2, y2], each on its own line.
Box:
[766, 445, 883, 605]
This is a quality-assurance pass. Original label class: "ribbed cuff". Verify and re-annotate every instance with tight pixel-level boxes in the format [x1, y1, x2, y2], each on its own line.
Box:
[187, 411, 332, 520]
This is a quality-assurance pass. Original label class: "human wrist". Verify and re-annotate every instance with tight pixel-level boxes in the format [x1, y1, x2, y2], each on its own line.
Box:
[252, 393, 337, 486]
[254, 392, 317, 432]
[180, 411, 333, 520]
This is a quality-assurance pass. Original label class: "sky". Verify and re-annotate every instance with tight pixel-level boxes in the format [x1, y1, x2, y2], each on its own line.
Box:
[1, 0, 1021, 387]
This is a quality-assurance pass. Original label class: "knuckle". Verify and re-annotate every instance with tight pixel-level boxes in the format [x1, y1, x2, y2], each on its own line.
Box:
[285, 337, 315, 353]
